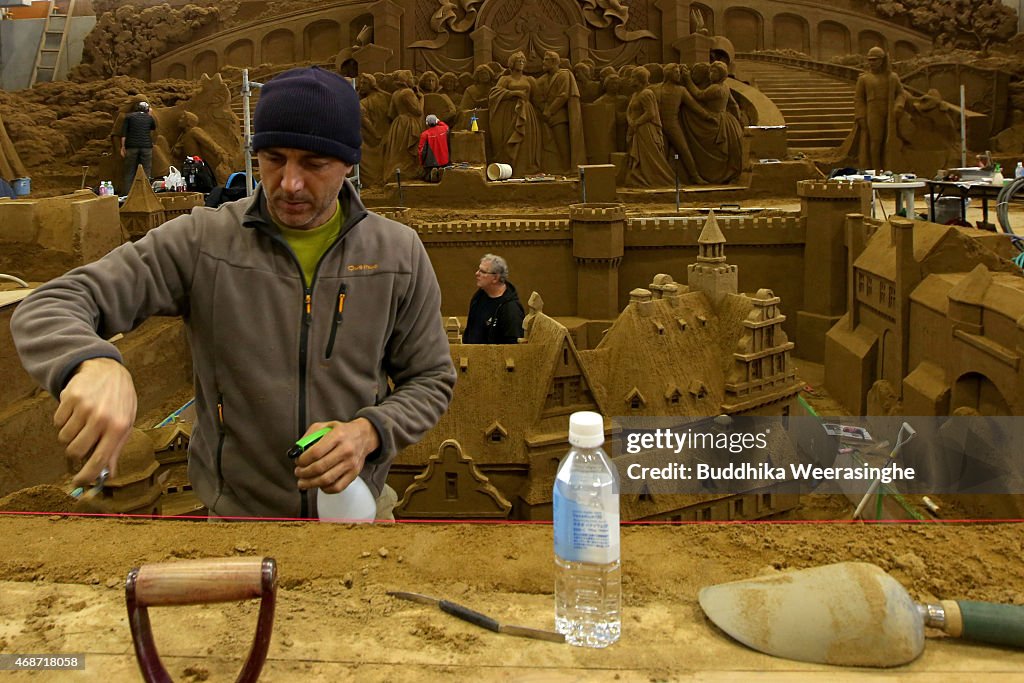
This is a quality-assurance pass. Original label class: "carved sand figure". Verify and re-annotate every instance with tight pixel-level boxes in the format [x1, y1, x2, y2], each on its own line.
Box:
[653, 63, 704, 185]
[644, 63, 664, 85]
[897, 88, 959, 169]
[383, 70, 425, 180]
[690, 62, 711, 89]
[625, 67, 676, 188]
[594, 73, 629, 153]
[0, 112, 28, 181]
[358, 74, 392, 149]
[190, 74, 242, 166]
[573, 61, 601, 104]
[457, 71, 475, 97]
[419, 70, 457, 127]
[679, 61, 744, 184]
[375, 71, 395, 93]
[439, 71, 462, 99]
[488, 51, 541, 177]
[459, 64, 494, 126]
[855, 46, 906, 171]
[357, 73, 392, 187]
[173, 111, 231, 185]
[534, 51, 586, 174]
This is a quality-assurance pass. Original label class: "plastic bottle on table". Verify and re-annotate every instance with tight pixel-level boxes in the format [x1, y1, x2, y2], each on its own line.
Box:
[992, 164, 1004, 186]
[553, 410, 621, 648]
[1016, 162, 1024, 180]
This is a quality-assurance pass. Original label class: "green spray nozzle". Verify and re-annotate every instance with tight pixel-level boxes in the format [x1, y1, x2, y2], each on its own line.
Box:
[287, 426, 332, 459]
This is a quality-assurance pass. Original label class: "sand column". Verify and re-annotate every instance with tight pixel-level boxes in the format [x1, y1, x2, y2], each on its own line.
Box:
[796, 179, 872, 362]
[570, 202, 625, 320]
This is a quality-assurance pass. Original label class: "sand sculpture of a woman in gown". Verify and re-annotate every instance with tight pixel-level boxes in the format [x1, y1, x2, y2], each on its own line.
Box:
[384, 70, 425, 180]
[488, 51, 541, 177]
[625, 67, 676, 187]
[679, 61, 743, 184]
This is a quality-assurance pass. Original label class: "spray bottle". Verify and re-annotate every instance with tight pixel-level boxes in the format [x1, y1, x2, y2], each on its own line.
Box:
[992, 164, 1005, 186]
[287, 427, 376, 521]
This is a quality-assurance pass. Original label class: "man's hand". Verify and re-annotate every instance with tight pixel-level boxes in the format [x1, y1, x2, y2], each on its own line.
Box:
[120, 144, 126, 158]
[55, 358, 137, 487]
[293, 418, 380, 494]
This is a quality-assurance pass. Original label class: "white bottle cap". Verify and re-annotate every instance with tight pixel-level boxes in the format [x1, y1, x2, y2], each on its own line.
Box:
[569, 411, 605, 448]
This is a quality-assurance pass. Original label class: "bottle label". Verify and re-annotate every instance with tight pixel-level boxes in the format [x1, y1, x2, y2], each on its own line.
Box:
[553, 481, 620, 564]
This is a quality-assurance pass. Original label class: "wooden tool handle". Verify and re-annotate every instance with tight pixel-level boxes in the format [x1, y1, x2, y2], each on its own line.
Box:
[132, 557, 275, 607]
[439, 599, 501, 633]
[945, 600, 1024, 648]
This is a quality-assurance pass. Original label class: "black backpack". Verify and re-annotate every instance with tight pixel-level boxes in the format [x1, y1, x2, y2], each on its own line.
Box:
[182, 156, 217, 193]
[204, 171, 249, 208]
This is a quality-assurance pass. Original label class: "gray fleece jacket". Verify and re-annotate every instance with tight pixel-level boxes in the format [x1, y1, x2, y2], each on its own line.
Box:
[11, 179, 456, 518]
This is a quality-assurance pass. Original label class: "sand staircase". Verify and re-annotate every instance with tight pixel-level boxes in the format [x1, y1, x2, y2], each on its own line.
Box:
[737, 59, 858, 151]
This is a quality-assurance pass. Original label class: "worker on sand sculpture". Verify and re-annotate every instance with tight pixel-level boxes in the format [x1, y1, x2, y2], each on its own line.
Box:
[11, 66, 456, 520]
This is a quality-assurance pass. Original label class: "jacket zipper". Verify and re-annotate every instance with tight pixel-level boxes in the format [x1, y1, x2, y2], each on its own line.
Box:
[262, 201, 369, 519]
[297, 288, 312, 519]
[324, 282, 347, 359]
[215, 394, 225, 493]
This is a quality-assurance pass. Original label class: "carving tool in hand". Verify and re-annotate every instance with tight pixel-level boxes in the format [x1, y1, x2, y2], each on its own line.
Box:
[70, 467, 110, 500]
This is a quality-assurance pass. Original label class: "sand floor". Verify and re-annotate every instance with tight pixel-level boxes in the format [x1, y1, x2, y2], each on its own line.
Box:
[0, 516, 1022, 681]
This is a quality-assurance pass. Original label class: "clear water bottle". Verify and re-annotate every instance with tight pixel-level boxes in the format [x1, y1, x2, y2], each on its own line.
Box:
[553, 411, 621, 648]
[1015, 161, 1023, 179]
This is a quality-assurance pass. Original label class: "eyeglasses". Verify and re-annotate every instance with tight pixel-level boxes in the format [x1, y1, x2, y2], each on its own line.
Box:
[476, 268, 498, 275]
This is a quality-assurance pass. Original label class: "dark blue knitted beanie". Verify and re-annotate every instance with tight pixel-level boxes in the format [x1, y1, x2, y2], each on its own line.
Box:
[252, 67, 361, 164]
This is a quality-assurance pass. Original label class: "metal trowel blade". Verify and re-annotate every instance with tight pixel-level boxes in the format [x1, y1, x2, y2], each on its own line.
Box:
[698, 562, 924, 667]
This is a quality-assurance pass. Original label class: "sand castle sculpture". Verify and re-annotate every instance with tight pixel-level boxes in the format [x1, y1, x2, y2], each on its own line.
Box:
[390, 211, 804, 520]
[59, 0, 910, 185]
[6, 3, 1018, 191]
[3, 3, 1024, 521]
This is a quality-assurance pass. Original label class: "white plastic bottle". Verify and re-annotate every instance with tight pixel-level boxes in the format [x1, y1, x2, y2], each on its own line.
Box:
[992, 164, 1004, 186]
[553, 411, 621, 648]
[1016, 161, 1023, 179]
[317, 476, 376, 522]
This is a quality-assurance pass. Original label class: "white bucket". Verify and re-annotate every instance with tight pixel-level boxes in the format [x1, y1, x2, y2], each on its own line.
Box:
[486, 163, 512, 181]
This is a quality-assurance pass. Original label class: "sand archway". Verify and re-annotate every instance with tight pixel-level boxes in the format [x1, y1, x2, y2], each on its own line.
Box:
[952, 371, 1010, 416]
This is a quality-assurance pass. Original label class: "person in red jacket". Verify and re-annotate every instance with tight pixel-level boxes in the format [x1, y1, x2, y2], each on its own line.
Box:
[417, 114, 450, 182]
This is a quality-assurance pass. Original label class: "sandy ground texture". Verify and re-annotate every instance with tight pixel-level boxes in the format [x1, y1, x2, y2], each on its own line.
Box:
[0, 516, 1021, 681]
